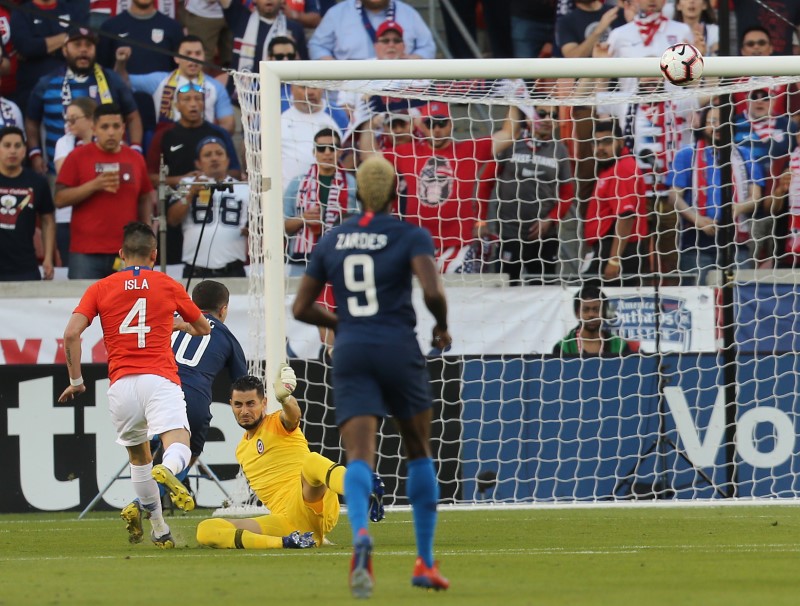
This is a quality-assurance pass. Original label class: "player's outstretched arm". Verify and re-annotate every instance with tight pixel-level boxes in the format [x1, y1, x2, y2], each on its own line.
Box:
[174, 314, 212, 337]
[58, 313, 90, 402]
[274, 364, 301, 431]
[411, 254, 452, 349]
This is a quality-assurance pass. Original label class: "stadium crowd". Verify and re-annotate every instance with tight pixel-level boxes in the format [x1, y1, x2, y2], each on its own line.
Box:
[2, 0, 800, 285]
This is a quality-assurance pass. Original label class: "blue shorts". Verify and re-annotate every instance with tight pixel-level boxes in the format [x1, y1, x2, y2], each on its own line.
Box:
[332, 340, 433, 426]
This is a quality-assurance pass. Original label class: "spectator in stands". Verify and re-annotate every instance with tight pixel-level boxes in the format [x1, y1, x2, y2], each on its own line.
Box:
[219, 0, 309, 73]
[116, 35, 235, 134]
[54, 104, 154, 280]
[0, 126, 55, 281]
[284, 128, 358, 277]
[147, 84, 241, 265]
[666, 105, 765, 285]
[556, 0, 625, 59]
[53, 97, 98, 268]
[97, 0, 183, 74]
[167, 137, 248, 279]
[267, 36, 300, 114]
[26, 28, 143, 177]
[281, 85, 343, 187]
[361, 101, 509, 274]
[672, 0, 718, 56]
[492, 105, 575, 285]
[0, 7, 18, 103]
[736, 0, 800, 56]
[552, 284, 633, 356]
[732, 28, 799, 119]
[10, 0, 87, 107]
[183, 0, 233, 70]
[90, 0, 177, 28]
[583, 118, 648, 286]
[509, 0, 554, 58]
[309, 0, 435, 60]
[608, 0, 693, 94]
[0, 83, 22, 129]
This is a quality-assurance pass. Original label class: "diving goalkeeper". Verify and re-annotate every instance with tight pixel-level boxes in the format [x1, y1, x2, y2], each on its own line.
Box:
[196, 369, 385, 549]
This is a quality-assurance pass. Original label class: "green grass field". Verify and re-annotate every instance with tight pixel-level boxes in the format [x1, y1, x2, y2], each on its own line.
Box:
[1, 505, 799, 605]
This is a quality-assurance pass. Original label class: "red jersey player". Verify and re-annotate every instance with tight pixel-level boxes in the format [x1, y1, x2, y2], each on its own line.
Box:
[58, 222, 211, 548]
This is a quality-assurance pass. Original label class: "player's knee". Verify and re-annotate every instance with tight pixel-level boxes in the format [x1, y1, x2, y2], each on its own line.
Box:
[196, 518, 232, 548]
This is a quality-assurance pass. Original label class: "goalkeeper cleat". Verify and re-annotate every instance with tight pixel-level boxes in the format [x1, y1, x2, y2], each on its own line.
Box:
[152, 464, 195, 511]
[282, 530, 316, 549]
[120, 499, 150, 544]
[411, 558, 450, 591]
[349, 530, 374, 599]
[150, 529, 175, 549]
[369, 472, 386, 523]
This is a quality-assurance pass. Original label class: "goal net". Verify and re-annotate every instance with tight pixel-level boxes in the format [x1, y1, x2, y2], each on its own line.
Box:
[229, 57, 800, 507]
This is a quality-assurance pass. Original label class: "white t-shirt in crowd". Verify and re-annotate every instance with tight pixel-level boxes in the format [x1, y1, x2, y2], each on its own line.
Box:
[280, 105, 342, 187]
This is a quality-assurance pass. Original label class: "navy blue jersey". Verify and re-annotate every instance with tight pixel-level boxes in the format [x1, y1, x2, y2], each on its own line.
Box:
[306, 212, 435, 346]
[171, 313, 247, 402]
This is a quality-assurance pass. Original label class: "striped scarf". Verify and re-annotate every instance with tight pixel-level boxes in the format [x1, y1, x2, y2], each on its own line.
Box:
[292, 164, 349, 255]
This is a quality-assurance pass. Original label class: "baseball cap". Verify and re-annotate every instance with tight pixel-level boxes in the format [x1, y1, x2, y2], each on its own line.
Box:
[376, 20, 404, 39]
[418, 101, 450, 119]
[67, 27, 98, 44]
[195, 136, 226, 158]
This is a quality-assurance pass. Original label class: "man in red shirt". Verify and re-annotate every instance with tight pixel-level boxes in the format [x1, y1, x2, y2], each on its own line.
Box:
[55, 103, 155, 279]
[58, 222, 211, 548]
[583, 118, 648, 286]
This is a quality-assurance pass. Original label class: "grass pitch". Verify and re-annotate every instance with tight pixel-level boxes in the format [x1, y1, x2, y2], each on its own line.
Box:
[1, 505, 798, 605]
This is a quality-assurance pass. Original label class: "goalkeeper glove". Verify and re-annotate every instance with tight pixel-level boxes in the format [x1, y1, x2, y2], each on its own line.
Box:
[273, 364, 297, 403]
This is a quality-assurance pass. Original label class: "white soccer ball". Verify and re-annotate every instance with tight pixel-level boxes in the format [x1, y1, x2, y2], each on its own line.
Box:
[659, 43, 704, 87]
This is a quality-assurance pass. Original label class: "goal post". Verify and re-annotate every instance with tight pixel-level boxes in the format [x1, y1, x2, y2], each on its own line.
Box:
[227, 55, 800, 510]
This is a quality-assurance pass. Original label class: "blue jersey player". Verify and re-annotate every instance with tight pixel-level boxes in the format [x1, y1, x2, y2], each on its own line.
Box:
[293, 157, 452, 597]
[121, 279, 247, 543]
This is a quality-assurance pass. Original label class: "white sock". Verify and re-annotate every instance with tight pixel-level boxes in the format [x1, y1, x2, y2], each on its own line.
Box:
[130, 463, 169, 536]
[161, 443, 192, 476]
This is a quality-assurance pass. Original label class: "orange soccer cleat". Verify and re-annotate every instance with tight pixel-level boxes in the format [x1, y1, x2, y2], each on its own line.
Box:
[411, 557, 450, 591]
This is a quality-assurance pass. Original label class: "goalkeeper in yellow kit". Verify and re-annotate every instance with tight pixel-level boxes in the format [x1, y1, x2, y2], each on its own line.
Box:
[196, 367, 385, 549]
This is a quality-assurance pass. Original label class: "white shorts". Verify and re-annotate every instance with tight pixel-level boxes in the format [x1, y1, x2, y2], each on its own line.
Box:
[107, 374, 190, 447]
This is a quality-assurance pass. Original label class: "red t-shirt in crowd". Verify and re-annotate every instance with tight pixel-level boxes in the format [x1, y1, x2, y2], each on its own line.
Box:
[584, 153, 648, 246]
[386, 137, 494, 250]
[57, 144, 153, 254]
[73, 266, 202, 385]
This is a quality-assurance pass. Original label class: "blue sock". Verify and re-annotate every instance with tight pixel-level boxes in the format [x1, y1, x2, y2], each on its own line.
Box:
[344, 459, 373, 543]
[407, 457, 439, 568]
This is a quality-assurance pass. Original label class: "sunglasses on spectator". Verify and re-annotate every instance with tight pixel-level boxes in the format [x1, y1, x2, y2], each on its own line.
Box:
[744, 39, 769, 48]
[749, 91, 770, 100]
[424, 118, 450, 129]
[271, 52, 296, 60]
[177, 83, 204, 94]
[377, 36, 403, 44]
[315, 144, 337, 153]
[536, 109, 558, 119]
[65, 115, 87, 124]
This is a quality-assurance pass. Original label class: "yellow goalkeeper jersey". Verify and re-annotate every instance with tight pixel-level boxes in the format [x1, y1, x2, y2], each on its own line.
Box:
[236, 411, 311, 515]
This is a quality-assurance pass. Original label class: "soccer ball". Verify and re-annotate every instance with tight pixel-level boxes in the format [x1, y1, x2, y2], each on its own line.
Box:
[659, 43, 704, 87]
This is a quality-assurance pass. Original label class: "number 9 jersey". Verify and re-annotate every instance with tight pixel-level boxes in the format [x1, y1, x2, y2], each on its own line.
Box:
[73, 266, 203, 385]
[305, 212, 435, 347]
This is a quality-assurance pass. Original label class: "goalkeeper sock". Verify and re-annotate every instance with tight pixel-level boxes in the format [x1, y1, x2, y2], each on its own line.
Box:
[407, 457, 439, 568]
[196, 519, 284, 549]
[344, 459, 372, 542]
[130, 462, 168, 536]
[301, 452, 345, 495]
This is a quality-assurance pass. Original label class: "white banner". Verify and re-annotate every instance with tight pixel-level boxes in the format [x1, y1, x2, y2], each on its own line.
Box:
[0, 286, 715, 365]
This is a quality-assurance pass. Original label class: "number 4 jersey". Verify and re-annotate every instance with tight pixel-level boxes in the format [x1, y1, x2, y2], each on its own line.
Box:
[73, 266, 202, 385]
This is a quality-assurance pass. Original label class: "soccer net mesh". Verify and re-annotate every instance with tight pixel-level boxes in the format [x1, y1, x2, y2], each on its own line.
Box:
[229, 65, 800, 508]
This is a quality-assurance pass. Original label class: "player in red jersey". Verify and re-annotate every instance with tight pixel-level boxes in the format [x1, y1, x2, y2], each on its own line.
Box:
[58, 222, 211, 548]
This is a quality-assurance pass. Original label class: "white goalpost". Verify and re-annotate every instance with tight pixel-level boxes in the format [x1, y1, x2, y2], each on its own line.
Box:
[222, 55, 800, 513]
